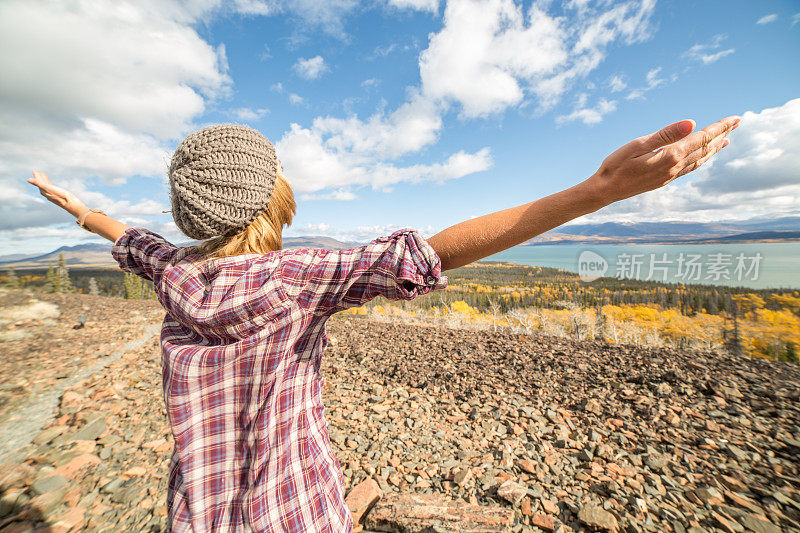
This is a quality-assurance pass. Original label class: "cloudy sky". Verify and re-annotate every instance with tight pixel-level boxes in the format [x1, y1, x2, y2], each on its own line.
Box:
[1, 0, 798, 255]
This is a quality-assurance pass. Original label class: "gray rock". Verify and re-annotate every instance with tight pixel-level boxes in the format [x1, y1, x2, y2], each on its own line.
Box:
[727, 445, 748, 462]
[30, 474, 68, 496]
[736, 515, 780, 533]
[644, 454, 670, 472]
[0, 491, 29, 518]
[578, 503, 619, 531]
[32, 426, 65, 446]
[71, 418, 107, 441]
[100, 477, 127, 494]
[497, 480, 527, 505]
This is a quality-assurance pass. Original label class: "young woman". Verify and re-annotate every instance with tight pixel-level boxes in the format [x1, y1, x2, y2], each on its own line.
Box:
[27, 116, 738, 532]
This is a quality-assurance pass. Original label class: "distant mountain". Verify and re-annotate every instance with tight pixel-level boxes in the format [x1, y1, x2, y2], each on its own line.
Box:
[678, 231, 800, 244]
[0, 243, 114, 268]
[4, 216, 798, 269]
[0, 235, 362, 269]
[526, 217, 800, 245]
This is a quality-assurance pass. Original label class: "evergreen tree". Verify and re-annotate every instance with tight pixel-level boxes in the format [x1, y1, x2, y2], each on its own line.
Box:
[45, 262, 58, 293]
[725, 305, 743, 358]
[5, 267, 21, 289]
[123, 272, 143, 299]
[56, 253, 74, 293]
[780, 342, 798, 364]
[594, 305, 606, 340]
[88, 277, 100, 296]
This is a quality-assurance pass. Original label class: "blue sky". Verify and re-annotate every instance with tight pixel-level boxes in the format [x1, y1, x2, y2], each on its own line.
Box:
[1, 0, 799, 255]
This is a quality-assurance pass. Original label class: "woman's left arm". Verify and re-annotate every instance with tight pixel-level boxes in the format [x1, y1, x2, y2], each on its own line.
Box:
[427, 116, 740, 271]
[27, 171, 130, 242]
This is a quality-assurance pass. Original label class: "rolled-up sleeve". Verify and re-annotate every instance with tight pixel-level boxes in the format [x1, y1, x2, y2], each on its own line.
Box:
[111, 227, 179, 282]
[278, 228, 448, 316]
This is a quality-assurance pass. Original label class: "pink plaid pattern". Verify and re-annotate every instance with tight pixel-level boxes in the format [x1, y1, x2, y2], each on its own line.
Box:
[112, 227, 448, 532]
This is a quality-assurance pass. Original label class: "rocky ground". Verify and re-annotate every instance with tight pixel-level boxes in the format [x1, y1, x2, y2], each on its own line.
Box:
[0, 289, 798, 532]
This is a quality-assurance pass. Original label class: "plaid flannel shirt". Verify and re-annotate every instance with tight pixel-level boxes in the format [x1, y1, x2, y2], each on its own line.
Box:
[111, 227, 448, 532]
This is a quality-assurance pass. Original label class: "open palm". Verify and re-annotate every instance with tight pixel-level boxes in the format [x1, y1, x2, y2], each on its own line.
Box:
[27, 171, 81, 211]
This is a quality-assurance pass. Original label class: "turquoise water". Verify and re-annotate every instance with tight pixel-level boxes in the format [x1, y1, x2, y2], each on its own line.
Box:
[485, 242, 800, 289]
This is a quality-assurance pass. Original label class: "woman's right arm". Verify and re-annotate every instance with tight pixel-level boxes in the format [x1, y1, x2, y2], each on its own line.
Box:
[426, 116, 740, 272]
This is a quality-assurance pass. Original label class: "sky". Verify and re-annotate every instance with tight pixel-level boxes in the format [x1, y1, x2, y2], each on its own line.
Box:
[1, 0, 799, 255]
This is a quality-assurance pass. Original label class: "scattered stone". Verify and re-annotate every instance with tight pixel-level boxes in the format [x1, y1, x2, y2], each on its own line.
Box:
[2, 291, 800, 532]
[655, 383, 672, 396]
[578, 503, 619, 532]
[644, 454, 670, 473]
[531, 512, 556, 531]
[69, 418, 106, 442]
[541, 499, 559, 515]
[26, 485, 68, 518]
[517, 459, 537, 474]
[50, 506, 86, 531]
[364, 493, 514, 532]
[0, 464, 34, 492]
[695, 487, 724, 507]
[497, 480, 527, 505]
[0, 492, 29, 519]
[453, 467, 473, 487]
[345, 477, 382, 526]
[53, 453, 100, 478]
[30, 475, 68, 496]
[583, 399, 603, 414]
[737, 514, 780, 533]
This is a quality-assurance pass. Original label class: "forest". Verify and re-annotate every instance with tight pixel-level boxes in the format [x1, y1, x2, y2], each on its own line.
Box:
[2, 254, 798, 363]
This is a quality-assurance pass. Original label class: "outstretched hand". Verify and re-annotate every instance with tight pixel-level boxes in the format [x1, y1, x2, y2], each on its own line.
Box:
[587, 116, 740, 204]
[27, 171, 86, 216]
[428, 113, 741, 271]
[27, 170, 130, 242]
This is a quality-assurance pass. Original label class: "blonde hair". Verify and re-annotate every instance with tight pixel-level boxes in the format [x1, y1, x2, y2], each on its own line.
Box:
[195, 171, 296, 258]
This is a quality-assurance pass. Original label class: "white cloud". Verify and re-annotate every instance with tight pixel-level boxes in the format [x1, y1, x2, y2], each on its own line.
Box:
[578, 98, 800, 223]
[0, 170, 170, 234]
[308, 93, 443, 160]
[286, 223, 439, 243]
[293, 56, 329, 80]
[277, 103, 492, 192]
[793, 13, 800, 26]
[419, 0, 566, 117]
[557, 96, 617, 125]
[757, 14, 778, 25]
[418, 0, 656, 117]
[387, 0, 439, 13]
[697, 98, 800, 194]
[608, 75, 627, 92]
[0, 0, 236, 245]
[685, 35, 735, 65]
[231, 107, 270, 121]
[278, 0, 654, 202]
[233, 0, 358, 40]
[625, 66, 667, 100]
[289, 93, 305, 105]
[0, 1, 229, 139]
[300, 190, 359, 201]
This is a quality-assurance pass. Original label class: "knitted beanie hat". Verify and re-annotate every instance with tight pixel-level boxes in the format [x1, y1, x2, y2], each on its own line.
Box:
[168, 124, 279, 240]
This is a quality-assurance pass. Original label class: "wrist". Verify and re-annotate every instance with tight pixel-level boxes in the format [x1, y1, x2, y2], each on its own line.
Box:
[65, 198, 88, 218]
[574, 175, 612, 213]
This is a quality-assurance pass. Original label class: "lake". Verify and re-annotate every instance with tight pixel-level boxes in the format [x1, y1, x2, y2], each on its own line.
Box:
[485, 242, 800, 289]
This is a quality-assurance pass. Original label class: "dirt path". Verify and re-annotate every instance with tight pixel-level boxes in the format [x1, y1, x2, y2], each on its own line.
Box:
[0, 323, 161, 462]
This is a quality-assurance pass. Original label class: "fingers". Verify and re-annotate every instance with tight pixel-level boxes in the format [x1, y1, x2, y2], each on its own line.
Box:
[674, 116, 739, 172]
[675, 137, 730, 178]
[676, 116, 740, 156]
[31, 170, 51, 184]
[637, 119, 696, 152]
